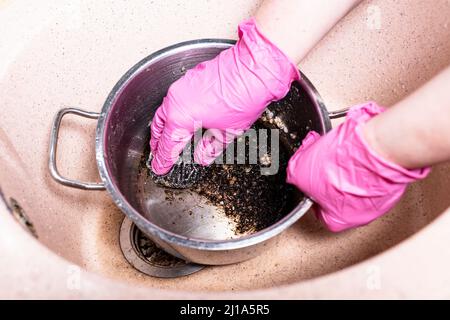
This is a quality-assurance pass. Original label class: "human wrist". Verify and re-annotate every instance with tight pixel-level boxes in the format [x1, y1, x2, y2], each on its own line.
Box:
[361, 119, 395, 165]
[253, 16, 299, 63]
[361, 115, 429, 171]
[235, 18, 301, 101]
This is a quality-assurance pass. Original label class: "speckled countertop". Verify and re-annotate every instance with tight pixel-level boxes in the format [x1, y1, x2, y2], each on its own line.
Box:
[1, 0, 450, 299]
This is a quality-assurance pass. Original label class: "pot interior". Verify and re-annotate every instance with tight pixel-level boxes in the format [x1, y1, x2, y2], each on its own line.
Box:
[101, 41, 328, 241]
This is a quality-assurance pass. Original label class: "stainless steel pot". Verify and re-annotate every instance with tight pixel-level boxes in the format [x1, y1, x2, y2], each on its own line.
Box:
[49, 39, 346, 265]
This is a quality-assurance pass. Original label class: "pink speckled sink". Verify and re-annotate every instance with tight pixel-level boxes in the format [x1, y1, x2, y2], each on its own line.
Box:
[1, 0, 450, 299]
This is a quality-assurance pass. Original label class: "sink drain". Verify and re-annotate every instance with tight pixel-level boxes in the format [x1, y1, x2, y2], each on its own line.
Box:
[119, 217, 204, 278]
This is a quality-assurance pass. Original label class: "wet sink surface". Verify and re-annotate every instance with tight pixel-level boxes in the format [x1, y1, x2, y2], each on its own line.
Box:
[1, 0, 450, 296]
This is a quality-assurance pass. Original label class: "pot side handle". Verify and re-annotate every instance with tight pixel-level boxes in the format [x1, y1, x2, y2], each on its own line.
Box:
[328, 107, 349, 119]
[48, 108, 106, 190]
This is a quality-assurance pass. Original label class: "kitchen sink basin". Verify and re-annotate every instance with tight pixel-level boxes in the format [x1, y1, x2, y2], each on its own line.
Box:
[1, 0, 449, 298]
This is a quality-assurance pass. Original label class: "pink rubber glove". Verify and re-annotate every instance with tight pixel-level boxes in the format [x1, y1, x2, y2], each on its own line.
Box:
[287, 102, 431, 232]
[150, 18, 300, 175]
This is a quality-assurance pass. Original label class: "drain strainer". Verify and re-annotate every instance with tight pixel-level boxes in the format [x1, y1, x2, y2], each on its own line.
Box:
[119, 217, 204, 278]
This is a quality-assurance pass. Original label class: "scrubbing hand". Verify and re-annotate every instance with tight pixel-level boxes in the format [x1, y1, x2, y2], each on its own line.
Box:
[150, 18, 300, 176]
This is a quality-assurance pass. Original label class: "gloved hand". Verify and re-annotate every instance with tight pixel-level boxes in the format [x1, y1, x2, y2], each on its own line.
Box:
[287, 102, 431, 232]
[150, 18, 300, 175]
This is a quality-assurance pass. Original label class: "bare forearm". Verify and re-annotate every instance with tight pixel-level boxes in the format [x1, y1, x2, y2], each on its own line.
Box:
[255, 0, 362, 63]
[363, 65, 450, 169]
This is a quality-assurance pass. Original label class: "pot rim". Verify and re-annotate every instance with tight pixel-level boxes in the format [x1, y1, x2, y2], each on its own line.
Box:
[95, 39, 331, 251]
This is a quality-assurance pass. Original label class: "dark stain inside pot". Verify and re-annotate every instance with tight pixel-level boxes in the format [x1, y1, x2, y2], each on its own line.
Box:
[140, 136, 294, 234]
[139, 86, 305, 235]
[192, 124, 294, 234]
